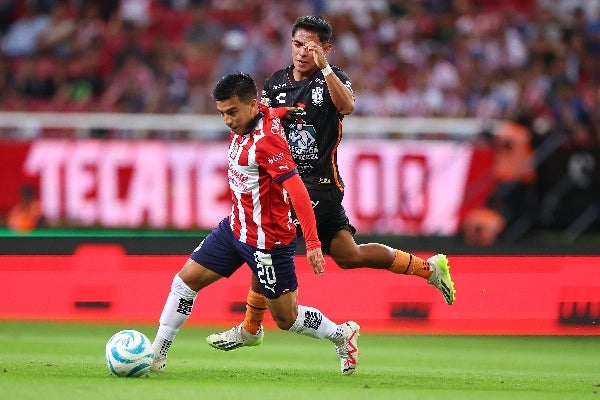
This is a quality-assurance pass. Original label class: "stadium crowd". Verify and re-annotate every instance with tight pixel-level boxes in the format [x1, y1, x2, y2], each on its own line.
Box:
[0, 0, 598, 142]
[0, 0, 598, 240]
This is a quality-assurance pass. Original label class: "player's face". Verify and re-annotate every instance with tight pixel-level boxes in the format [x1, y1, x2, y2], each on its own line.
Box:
[291, 29, 327, 76]
[216, 96, 258, 134]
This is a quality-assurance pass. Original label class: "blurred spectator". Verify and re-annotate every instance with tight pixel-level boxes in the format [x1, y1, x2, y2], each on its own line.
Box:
[214, 29, 260, 80]
[461, 206, 506, 246]
[7, 185, 45, 233]
[36, 1, 76, 59]
[71, 0, 107, 55]
[490, 121, 539, 233]
[147, 41, 188, 113]
[100, 52, 156, 113]
[183, 2, 221, 44]
[1, 2, 50, 57]
[10, 57, 54, 98]
[118, 0, 151, 28]
[0, 0, 18, 34]
[548, 77, 593, 145]
[66, 48, 106, 103]
[493, 122, 536, 184]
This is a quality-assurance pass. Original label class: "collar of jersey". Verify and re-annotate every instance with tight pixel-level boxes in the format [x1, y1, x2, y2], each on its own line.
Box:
[240, 111, 264, 136]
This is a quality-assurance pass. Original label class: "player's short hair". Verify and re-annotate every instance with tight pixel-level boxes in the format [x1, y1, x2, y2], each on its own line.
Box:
[292, 15, 332, 44]
[212, 72, 257, 103]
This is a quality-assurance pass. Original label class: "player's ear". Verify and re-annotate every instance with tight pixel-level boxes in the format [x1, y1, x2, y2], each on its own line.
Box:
[323, 43, 333, 54]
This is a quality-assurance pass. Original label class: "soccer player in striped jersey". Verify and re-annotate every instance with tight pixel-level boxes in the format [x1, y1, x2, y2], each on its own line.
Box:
[207, 16, 455, 352]
[151, 72, 360, 375]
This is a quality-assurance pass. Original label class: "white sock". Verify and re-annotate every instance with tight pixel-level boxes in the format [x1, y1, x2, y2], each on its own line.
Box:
[288, 305, 340, 343]
[153, 273, 197, 357]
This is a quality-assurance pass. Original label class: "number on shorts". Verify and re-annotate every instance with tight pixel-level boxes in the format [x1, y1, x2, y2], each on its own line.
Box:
[254, 251, 277, 294]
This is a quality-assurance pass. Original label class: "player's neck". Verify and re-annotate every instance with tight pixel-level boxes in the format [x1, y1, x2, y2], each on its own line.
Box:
[292, 66, 318, 82]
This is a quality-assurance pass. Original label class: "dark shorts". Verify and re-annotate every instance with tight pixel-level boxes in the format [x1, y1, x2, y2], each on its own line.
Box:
[190, 218, 299, 299]
[292, 199, 356, 254]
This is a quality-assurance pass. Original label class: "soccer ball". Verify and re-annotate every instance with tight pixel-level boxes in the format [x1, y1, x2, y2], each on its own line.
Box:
[105, 329, 154, 377]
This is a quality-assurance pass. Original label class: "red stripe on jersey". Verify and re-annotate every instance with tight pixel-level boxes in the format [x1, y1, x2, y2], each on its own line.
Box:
[228, 108, 299, 249]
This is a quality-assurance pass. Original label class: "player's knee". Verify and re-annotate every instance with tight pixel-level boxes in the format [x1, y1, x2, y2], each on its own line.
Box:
[331, 253, 361, 269]
[270, 308, 297, 330]
[330, 230, 363, 269]
[272, 315, 295, 330]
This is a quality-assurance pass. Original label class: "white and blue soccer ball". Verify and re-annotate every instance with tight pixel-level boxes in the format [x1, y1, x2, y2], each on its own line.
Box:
[105, 329, 154, 377]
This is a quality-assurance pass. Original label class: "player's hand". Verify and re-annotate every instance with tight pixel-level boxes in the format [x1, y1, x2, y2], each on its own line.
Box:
[304, 40, 328, 70]
[306, 247, 325, 275]
[270, 106, 304, 119]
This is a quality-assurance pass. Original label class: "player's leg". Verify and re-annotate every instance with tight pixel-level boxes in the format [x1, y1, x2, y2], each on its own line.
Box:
[243, 275, 267, 335]
[205, 275, 266, 351]
[267, 289, 360, 375]
[151, 258, 222, 371]
[152, 218, 244, 371]
[323, 200, 456, 305]
[204, 276, 265, 351]
[255, 244, 360, 377]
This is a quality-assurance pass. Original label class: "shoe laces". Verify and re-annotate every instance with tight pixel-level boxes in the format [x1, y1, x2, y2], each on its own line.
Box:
[334, 326, 354, 357]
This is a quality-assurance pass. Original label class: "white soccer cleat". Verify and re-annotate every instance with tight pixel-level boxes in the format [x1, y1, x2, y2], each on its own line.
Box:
[150, 355, 166, 372]
[427, 254, 456, 305]
[334, 321, 360, 375]
[150, 338, 171, 372]
[206, 324, 264, 351]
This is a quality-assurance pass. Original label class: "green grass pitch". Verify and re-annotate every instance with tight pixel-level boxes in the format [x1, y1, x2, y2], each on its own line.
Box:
[0, 321, 598, 400]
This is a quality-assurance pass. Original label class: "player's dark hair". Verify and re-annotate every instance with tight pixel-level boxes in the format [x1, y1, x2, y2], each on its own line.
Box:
[292, 15, 332, 44]
[212, 72, 257, 103]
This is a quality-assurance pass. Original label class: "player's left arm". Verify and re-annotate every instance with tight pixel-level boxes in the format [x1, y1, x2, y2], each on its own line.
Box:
[324, 70, 355, 115]
[306, 40, 355, 115]
[257, 118, 325, 274]
[281, 174, 325, 275]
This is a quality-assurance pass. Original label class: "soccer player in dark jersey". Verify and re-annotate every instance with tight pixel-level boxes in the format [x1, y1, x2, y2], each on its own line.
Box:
[207, 15, 455, 351]
[150, 72, 360, 376]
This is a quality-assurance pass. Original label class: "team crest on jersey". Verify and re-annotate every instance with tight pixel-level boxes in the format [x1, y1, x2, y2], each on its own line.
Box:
[311, 86, 324, 106]
[229, 141, 239, 159]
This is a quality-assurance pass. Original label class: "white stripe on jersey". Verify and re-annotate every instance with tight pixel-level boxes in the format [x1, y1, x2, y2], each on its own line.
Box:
[247, 135, 266, 249]
[228, 122, 268, 248]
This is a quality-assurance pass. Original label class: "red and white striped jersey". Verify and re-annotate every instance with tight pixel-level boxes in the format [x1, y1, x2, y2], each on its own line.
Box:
[227, 104, 299, 249]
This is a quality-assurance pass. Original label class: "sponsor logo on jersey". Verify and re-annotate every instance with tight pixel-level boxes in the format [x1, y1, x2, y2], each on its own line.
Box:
[267, 151, 286, 164]
[287, 119, 318, 175]
[344, 80, 353, 92]
[270, 117, 283, 137]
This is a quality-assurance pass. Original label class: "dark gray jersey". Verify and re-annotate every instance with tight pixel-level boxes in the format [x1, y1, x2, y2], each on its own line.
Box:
[261, 65, 353, 201]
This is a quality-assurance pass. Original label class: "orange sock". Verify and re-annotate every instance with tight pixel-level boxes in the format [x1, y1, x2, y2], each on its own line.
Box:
[241, 289, 267, 335]
[388, 250, 432, 280]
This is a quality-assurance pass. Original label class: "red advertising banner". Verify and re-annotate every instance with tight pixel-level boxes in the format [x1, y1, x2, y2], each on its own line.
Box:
[0, 140, 494, 235]
[1, 245, 598, 335]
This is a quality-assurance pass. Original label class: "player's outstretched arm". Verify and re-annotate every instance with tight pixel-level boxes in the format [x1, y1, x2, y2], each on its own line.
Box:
[306, 247, 325, 275]
[281, 174, 325, 275]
